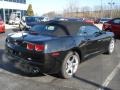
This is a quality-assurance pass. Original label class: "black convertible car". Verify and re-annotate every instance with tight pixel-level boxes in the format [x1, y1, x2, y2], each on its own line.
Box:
[5, 20, 115, 78]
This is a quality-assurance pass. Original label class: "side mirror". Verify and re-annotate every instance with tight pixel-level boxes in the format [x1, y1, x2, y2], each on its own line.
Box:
[94, 31, 106, 37]
[100, 30, 106, 34]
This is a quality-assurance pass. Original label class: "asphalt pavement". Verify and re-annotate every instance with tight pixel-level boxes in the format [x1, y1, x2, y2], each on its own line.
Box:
[0, 28, 120, 90]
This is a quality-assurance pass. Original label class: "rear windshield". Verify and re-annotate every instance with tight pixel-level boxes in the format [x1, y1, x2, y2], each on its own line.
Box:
[101, 19, 111, 21]
[29, 24, 68, 37]
[26, 17, 43, 22]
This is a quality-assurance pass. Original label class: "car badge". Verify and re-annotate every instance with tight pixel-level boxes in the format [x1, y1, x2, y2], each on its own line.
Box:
[27, 58, 32, 61]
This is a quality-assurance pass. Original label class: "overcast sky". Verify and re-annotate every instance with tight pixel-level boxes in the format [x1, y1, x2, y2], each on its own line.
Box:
[27, 0, 120, 15]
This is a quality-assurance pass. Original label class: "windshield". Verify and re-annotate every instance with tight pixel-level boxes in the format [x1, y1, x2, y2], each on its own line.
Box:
[29, 24, 68, 37]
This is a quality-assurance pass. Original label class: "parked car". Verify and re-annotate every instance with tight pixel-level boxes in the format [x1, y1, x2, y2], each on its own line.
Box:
[5, 20, 115, 78]
[99, 18, 111, 24]
[84, 19, 94, 24]
[9, 17, 20, 25]
[94, 18, 101, 24]
[0, 18, 5, 33]
[103, 18, 120, 37]
[53, 17, 83, 22]
[9, 12, 21, 25]
[19, 16, 49, 31]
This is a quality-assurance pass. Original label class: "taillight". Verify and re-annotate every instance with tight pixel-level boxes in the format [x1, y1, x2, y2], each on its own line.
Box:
[35, 44, 44, 52]
[27, 43, 44, 52]
[27, 43, 35, 50]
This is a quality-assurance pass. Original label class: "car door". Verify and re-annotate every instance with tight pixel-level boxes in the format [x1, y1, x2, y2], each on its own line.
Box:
[111, 18, 120, 35]
[82, 25, 106, 56]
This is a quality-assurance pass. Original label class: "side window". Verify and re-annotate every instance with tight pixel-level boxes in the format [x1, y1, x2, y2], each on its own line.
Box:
[52, 26, 67, 37]
[112, 19, 120, 24]
[77, 26, 86, 35]
[84, 26, 100, 35]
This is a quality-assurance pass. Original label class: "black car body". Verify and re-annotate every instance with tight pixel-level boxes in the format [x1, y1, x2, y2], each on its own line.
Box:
[5, 21, 115, 78]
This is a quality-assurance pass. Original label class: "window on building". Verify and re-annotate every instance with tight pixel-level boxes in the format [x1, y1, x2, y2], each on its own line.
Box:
[16, 0, 19, 3]
[4, 0, 9, 1]
[13, 0, 16, 2]
[9, 0, 12, 2]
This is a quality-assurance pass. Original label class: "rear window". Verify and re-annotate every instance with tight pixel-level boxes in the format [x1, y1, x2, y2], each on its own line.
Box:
[29, 24, 68, 37]
[26, 17, 41, 22]
[112, 19, 120, 24]
[101, 19, 111, 21]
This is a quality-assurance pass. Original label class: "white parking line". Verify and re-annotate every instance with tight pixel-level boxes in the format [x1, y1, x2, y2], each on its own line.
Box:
[98, 63, 120, 90]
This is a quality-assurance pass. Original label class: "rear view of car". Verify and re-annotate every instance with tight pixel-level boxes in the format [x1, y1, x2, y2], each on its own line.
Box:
[0, 18, 5, 33]
[103, 18, 120, 37]
[5, 21, 114, 79]
[84, 19, 94, 24]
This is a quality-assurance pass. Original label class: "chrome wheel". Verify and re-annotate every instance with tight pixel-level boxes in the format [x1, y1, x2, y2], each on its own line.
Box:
[61, 52, 80, 78]
[66, 54, 79, 76]
[109, 39, 115, 53]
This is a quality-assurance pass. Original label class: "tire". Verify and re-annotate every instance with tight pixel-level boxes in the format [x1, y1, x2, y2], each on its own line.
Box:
[60, 51, 80, 79]
[106, 38, 115, 54]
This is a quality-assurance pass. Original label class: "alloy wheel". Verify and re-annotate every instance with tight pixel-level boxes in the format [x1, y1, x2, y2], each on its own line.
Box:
[65, 54, 79, 76]
[109, 39, 115, 53]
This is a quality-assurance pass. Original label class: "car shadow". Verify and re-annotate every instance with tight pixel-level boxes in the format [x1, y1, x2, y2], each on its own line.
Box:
[0, 49, 44, 77]
[0, 49, 113, 90]
[49, 74, 112, 90]
[12, 28, 20, 32]
[73, 75, 112, 90]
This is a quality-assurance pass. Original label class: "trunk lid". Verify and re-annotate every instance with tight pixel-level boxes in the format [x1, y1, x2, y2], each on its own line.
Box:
[9, 32, 57, 43]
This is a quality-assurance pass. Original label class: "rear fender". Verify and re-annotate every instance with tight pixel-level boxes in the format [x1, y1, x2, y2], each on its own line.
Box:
[44, 36, 76, 53]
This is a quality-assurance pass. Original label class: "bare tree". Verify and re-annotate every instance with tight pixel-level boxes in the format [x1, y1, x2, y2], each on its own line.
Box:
[63, 0, 120, 19]
[43, 11, 63, 19]
[63, 0, 80, 18]
[81, 6, 92, 18]
[43, 11, 56, 19]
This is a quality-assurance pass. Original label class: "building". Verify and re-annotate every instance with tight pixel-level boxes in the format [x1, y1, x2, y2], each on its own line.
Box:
[0, 0, 27, 23]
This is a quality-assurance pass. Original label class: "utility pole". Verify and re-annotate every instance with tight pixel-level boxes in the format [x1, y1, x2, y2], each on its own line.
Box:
[3, 9, 6, 23]
[101, 0, 103, 18]
[108, 0, 115, 18]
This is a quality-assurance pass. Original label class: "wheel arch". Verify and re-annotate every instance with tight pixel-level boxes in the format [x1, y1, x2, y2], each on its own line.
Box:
[71, 47, 83, 63]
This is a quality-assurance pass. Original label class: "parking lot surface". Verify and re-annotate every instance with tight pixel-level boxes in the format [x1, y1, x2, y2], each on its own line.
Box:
[0, 27, 120, 90]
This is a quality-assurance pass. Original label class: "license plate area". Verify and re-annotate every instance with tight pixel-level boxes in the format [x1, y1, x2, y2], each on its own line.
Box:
[8, 48, 22, 56]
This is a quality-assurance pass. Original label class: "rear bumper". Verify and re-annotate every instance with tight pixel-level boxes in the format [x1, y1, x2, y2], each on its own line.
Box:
[5, 44, 66, 74]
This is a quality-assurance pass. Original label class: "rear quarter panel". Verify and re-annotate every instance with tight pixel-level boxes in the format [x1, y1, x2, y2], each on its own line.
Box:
[44, 36, 76, 53]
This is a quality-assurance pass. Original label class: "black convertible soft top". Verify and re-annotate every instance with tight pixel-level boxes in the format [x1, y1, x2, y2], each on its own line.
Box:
[41, 20, 93, 35]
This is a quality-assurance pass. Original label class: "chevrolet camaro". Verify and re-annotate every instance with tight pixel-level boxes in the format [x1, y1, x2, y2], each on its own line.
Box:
[5, 20, 115, 78]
